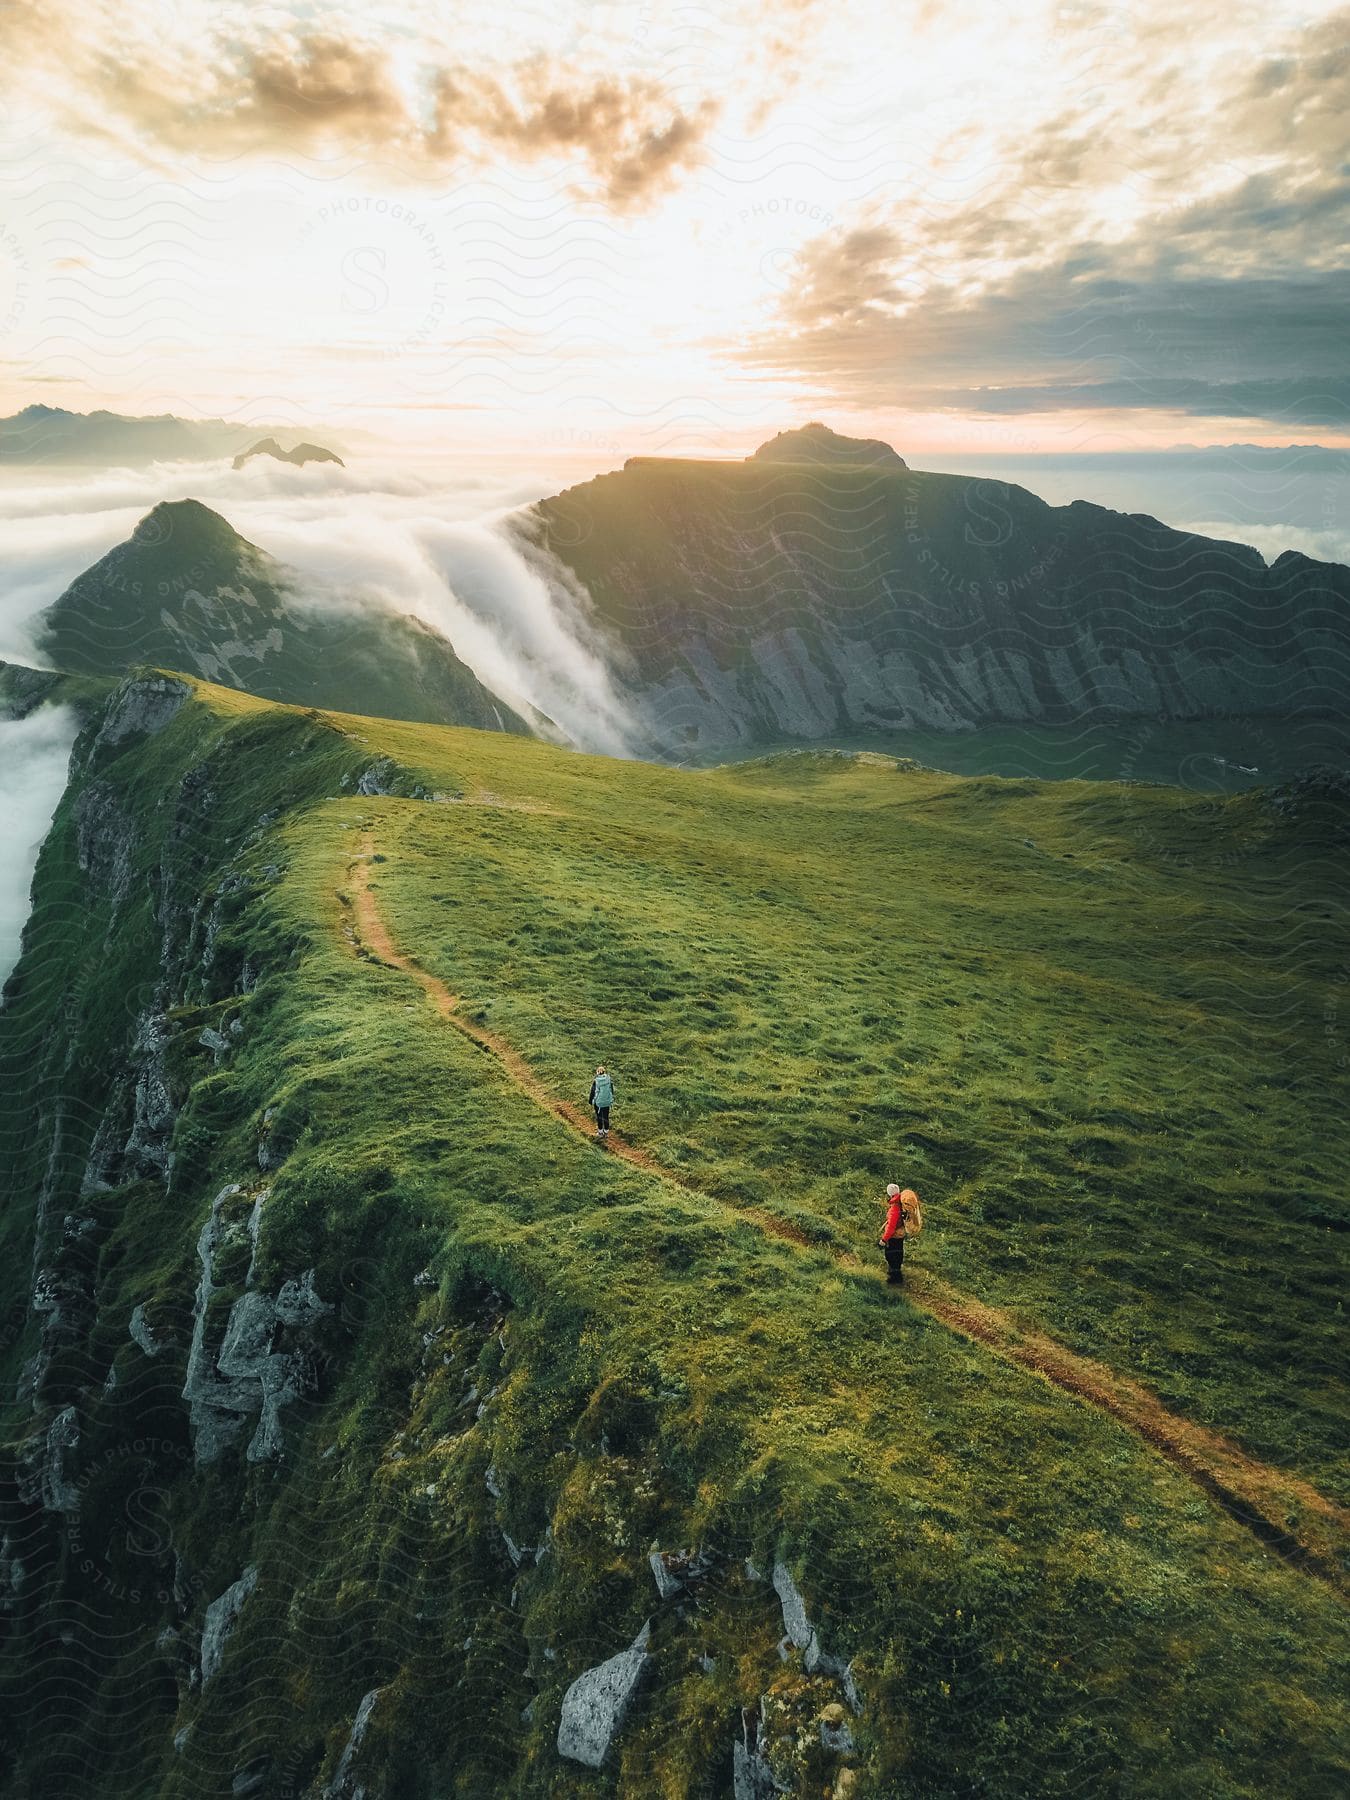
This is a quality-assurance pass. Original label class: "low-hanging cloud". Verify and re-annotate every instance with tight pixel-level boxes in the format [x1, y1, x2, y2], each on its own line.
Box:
[0, 705, 80, 999]
[0, 454, 641, 755]
[1173, 520, 1350, 570]
[248, 504, 640, 756]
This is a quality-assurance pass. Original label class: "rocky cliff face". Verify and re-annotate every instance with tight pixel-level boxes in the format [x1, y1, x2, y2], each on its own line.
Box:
[0, 677, 383, 1793]
[523, 436, 1350, 754]
[38, 500, 533, 737]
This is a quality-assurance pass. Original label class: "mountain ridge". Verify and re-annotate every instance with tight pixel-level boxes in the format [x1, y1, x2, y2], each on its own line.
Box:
[28, 427, 1350, 764]
[0, 405, 345, 466]
[522, 430, 1350, 753]
[231, 436, 345, 471]
[36, 499, 535, 737]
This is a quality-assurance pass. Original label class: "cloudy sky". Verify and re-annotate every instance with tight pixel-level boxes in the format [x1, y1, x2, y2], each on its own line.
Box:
[2, 0, 1346, 454]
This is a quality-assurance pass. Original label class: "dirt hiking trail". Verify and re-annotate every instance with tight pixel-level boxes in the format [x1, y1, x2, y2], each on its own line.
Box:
[346, 840, 1348, 1597]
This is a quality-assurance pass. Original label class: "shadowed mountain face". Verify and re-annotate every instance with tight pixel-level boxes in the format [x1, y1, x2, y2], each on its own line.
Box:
[37, 500, 532, 735]
[524, 433, 1350, 754]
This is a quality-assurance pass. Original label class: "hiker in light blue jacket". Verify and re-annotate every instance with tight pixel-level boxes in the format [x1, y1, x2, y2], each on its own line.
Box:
[588, 1066, 614, 1139]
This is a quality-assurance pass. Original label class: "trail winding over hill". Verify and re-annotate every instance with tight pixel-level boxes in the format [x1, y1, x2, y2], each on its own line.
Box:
[345, 838, 1348, 1597]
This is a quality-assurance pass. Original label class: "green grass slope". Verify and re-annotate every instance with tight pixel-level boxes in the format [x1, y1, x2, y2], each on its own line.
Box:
[0, 674, 1346, 1799]
[361, 722, 1350, 1500]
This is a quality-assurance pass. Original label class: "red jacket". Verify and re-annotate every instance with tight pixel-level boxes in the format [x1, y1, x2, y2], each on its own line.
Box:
[880, 1199, 904, 1243]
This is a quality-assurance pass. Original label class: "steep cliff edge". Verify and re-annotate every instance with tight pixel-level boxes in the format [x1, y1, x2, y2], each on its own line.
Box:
[0, 676, 1345, 1797]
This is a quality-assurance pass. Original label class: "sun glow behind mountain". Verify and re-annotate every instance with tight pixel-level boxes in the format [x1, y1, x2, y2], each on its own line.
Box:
[2, 0, 1346, 455]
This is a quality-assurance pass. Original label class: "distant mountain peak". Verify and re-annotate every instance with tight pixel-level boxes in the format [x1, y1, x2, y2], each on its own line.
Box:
[749, 422, 907, 470]
[232, 436, 345, 471]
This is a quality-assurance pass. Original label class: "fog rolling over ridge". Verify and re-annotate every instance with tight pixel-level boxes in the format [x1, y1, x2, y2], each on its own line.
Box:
[274, 510, 640, 756]
[0, 706, 79, 995]
[13, 426, 1350, 767]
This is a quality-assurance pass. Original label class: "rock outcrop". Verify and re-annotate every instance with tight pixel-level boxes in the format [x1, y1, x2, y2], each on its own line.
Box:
[16, 1404, 81, 1516]
[733, 1705, 785, 1798]
[231, 436, 344, 471]
[749, 420, 908, 469]
[129, 1303, 162, 1356]
[200, 1565, 258, 1683]
[772, 1561, 862, 1711]
[323, 1687, 382, 1798]
[183, 1185, 331, 1464]
[556, 1619, 652, 1768]
[1265, 764, 1350, 841]
[92, 674, 189, 750]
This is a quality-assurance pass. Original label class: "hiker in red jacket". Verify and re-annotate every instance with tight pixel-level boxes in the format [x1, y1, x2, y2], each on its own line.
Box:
[879, 1184, 922, 1284]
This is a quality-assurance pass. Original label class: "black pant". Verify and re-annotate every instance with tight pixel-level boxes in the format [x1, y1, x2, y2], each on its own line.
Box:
[595, 1106, 610, 1132]
[884, 1238, 905, 1282]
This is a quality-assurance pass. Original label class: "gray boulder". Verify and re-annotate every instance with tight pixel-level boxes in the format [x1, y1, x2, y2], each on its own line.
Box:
[733, 1704, 786, 1798]
[323, 1686, 381, 1798]
[200, 1565, 258, 1683]
[819, 1701, 855, 1753]
[356, 758, 399, 797]
[92, 674, 188, 750]
[183, 1185, 330, 1464]
[650, 1548, 683, 1600]
[557, 1620, 651, 1768]
[129, 1303, 162, 1357]
[772, 1560, 821, 1668]
[230, 1758, 271, 1795]
[771, 1560, 863, 1711]
[648, 1544, 711, 1600]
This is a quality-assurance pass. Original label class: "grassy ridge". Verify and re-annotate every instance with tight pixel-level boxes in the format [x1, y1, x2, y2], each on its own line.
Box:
[355, 721, 1348, 1499]
[1, 677, 1346, 1798]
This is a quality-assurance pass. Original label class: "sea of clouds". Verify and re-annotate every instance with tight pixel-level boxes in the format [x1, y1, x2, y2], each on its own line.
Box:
[0, 704, 80, 997]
